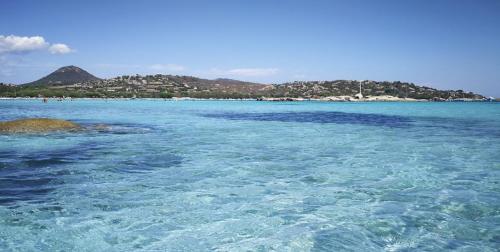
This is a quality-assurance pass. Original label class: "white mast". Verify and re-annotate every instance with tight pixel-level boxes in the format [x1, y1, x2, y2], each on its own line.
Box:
[355, 80, 363, 99]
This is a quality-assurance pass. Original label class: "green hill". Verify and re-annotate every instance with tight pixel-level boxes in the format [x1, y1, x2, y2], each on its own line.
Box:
[24, 65, 100, 86]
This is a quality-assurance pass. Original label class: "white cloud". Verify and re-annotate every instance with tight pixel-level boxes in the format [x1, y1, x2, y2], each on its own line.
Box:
[210, 67, 279, 77]
[227, 68, 278, 77]
[0, 35, 73, 55]
[0, 35, 72, 80]
[293, 74, 307, 79]
[150, 64, 185, 72]
[0, 35, 48, 53]
[48, 43, 72, 54]
[96, 63, 141, 69]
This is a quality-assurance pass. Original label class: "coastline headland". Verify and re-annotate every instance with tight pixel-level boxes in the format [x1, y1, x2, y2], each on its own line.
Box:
[0, 96, 495, 102]
[0, 66, 490, 101]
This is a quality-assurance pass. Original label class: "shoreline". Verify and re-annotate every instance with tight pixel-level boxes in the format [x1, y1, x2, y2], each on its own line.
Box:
[0, 96, 496, 102]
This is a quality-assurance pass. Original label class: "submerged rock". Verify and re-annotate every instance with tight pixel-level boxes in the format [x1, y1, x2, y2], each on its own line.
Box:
[0, 118, 81, 133]
[92, 124, 110, 131]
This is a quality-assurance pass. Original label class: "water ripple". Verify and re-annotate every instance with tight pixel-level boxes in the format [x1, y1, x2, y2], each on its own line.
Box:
[203, 111, 413, 127]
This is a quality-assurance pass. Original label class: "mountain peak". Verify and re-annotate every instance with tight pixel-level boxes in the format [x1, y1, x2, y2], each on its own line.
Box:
[24, 65, 100, 86]
[54, 65, 84, 73]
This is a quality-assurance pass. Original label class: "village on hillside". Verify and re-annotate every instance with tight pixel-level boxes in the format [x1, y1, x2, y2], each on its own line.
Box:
[0, 67, 493, 101]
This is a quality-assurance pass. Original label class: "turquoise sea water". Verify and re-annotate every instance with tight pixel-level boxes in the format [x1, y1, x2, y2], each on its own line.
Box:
[0, 100, 499, 251]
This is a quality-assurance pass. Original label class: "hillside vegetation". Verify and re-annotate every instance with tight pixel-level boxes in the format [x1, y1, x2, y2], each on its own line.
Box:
[0, 66, 484, 100]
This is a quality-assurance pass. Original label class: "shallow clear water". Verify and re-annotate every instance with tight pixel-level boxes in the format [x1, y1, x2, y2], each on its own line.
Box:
[0, 100, 499, 251]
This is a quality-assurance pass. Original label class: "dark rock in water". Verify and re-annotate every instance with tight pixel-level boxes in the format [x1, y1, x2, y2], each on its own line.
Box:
[0, 118, 81, 133]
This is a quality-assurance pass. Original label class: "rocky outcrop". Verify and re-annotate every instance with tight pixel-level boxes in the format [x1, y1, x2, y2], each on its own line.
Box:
[0, 118, 81, 133]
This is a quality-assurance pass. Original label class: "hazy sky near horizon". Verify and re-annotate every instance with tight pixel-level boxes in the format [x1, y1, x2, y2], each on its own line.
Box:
[1, 0, 499, 96]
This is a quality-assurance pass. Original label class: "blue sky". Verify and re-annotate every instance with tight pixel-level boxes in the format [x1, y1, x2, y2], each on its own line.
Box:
[1, 0, 499, 96]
